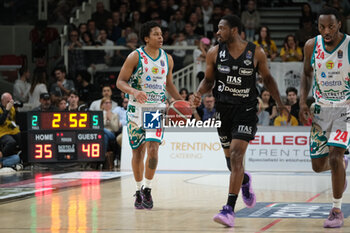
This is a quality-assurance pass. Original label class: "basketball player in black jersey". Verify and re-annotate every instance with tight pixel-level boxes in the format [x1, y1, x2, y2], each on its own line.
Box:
[192, 15, 287, 227]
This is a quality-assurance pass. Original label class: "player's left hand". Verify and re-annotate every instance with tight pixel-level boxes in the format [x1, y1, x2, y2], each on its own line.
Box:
[191, 92, 202, 108]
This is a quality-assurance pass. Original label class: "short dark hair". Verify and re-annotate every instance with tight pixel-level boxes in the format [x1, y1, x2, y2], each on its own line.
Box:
[140, 21, 161, 44]
[54, 66, 66, 74]
[286, 87, 298, 95]
[221, 14, 242, 34]
[76, 70, 91, 83]
[68, 90, 79, 97]
[319, 7, 341, 22]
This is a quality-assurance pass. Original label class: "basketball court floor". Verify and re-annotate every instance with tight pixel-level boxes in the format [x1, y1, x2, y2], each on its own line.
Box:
[0, 169, 349, 233]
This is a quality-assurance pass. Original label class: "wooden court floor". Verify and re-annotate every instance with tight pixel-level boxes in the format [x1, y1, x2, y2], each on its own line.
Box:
[0, 171, 349, 233]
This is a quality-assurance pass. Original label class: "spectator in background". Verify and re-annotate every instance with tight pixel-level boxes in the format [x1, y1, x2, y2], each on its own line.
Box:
[13, 68, 31, 103]
[209, 5, 223, 35]
[100, 97, 120, 170]
[78, 23, 87, 42]
[169, 10, 186, 37]
[241, 0, 260, 42]
[200, 94, 216, 121]
[130, 11, 143, 35]
[159, 0, 174, 22]
[87, 19, 99, 40]
[28, 68, 48, 108]
[118, 3, 130, 29]
[179, 88, 189, 100]
[82, 31, 107, 78]
[75, 70, 98, 106]
[65, 29, 85, 79]
[285, 87, 300, 124]
[254, 26, 278, 61]
[32, 93, 55, 111]
[97, 29, 114, 66]
[162, 27, 173, 45]
[0, 93, 21, 163]
[280, 34, 303, 62]
[105, 17, 121, 43]
[201, 0, 213, 37]
[259, 89, 278, 125]
[89, 85, 118, 111]
[150, 12, 168, 29]
[91, 2, 112, 29]
[184, 22, 200, 46]
[112, 97, 128, 127]
[299, 3, 316, 27]
[57, 97, 67, 111]
[50, 66, 75, 104]
[193, 37, 210, 82]
[189, 12, 205, 36]
[66, 90, 80, 111]
[274, 103, 298, 126]
[257, 98, 270, 126]
[172, 32, 188, 72]
[295, 17, 318, 48]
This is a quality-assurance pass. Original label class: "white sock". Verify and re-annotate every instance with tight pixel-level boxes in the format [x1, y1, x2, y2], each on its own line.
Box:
[332, 197, 342, 209]
[144, 178, 152, 189]
[136, 181, 143, 191]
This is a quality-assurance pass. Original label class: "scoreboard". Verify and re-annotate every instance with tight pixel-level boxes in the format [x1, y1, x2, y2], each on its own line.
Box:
[27, 111, 104, 162]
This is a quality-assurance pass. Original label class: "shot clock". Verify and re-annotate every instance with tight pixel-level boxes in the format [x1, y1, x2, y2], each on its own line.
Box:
[27, 111, 105, 162]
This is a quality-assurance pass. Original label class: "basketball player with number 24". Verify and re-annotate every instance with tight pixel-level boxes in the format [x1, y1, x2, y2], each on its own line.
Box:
[117, 21, 184, 210]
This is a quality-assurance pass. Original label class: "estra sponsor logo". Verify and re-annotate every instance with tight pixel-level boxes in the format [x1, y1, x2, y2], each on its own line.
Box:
[250, 135, 308, 145]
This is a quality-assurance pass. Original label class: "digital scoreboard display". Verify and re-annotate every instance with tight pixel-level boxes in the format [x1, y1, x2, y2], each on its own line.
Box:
[27, 111, 104, 163]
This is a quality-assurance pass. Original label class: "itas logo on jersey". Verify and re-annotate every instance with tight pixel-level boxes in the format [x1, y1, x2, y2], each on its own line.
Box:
[238, 125, 252, 134]
[146, 75, 151, 81]
[326, 60, 334, 69]
[321, 72, 326, 78]
[244, 59, 252, 66]
[143, 110, 161, 129]
[227, 76, 241, 85]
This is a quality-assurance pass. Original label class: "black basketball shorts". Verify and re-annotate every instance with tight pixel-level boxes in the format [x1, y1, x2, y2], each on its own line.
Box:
[215, 102, 258, 149]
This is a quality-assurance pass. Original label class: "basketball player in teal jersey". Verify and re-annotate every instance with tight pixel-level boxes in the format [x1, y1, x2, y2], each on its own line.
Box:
[117, 21, 183, 209]
[300, 7, 349, 228]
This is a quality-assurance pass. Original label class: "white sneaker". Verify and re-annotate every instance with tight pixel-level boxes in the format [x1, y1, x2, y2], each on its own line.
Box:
[14, 164, 24, 171]
[0, 167, 16, 174]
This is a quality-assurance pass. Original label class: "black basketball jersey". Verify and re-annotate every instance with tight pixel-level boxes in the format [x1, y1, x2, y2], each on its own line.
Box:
[213, 42, 258, 105]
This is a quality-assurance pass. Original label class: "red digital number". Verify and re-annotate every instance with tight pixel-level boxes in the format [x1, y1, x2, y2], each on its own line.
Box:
[82, 143, 100, 158]
[34, 144, 53, 159]
[334, 130, 348, 143]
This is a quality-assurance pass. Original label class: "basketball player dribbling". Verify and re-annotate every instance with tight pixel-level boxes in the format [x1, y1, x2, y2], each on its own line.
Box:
[192, 15, 287, 227]
[117, 21, 183, 209]
[299, 7, 349, 228]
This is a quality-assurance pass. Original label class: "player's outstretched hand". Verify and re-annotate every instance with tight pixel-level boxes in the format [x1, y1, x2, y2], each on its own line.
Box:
[134, 90, 147, 104]
[299, 103, 310, 125]
[191, 92, 202, 108]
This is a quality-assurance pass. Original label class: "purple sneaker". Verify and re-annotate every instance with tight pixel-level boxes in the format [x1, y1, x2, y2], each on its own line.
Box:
[141, 186, 153, 209]
[241, 172, 256, 208]
[323, 208, 344, 228]
[134, 190, 143, 209]
[213, 205, 235, 227]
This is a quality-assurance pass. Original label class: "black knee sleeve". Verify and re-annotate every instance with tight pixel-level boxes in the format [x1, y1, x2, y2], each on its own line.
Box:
[225, 157, 231, 171]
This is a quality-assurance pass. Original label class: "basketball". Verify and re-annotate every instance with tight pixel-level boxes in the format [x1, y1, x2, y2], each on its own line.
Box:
[167, 100, 193, 123]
